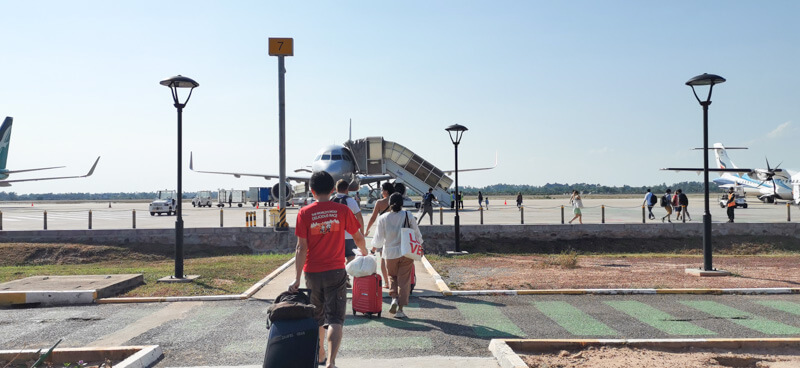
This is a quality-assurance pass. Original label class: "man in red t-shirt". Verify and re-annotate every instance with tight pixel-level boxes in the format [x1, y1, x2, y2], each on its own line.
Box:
[289, 171, 367, 368]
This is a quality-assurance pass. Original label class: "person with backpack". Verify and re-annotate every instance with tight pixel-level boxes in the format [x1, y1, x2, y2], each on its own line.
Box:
[418, 187, 436, 225]
[333, 179, 364, 271]
[661, 188, 673, 223]
[365, 182, 395, 283]
[671, 189, 682, 221]
[676, 189, 691, 221]
[289, 171, 368, 368]
[643, 189, 656, 220]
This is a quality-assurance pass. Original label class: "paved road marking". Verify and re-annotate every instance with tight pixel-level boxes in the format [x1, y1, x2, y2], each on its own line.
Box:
[605, 300, 715, 336]
[756, 300, 800, 316]
[457, 300, 525, 338]
[346, 303, 426, 329]
[534, 301, 616, 336]
[341, 336, 432, 351]
[680, 300, 800, 335]
[88, 301, 202, 347]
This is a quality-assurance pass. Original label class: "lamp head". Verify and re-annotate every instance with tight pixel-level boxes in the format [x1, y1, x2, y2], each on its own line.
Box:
[160, 75, 199, 107]
[686, 73, 725, 105]
[445, 124, 468, 145]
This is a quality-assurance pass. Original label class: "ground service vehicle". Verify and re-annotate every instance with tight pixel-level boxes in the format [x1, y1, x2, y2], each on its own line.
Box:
[217, 189, 248, 207]
[248, 187, 272, 207]
[192, 190, 213, 207]
[149, 190, 177, 216]
[720, 188, 748, 209]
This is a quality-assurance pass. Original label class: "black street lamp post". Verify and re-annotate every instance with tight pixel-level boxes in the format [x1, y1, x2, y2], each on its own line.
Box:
[446, 124, 468, 254]
[686, 73, 725, 271]
[160, 75, 199, 280]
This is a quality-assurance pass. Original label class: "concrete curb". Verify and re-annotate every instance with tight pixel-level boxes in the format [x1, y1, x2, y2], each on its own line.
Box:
[0, 290, 98, 306]
[420, 255, 450, 295]
[490, 338, 800, 367]
[97, 257, 296, 304]
[497, 337, 800, 352]
[442, 287, 800, 296]
[0, 345, 162, 368]
[488, 339, 527, 368]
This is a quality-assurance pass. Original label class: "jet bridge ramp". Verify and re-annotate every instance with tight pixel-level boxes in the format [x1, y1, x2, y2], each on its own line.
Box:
[347, 137, 454, 207]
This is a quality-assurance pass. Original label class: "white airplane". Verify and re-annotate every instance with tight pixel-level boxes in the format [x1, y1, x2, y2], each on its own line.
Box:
[663, 143, 798, 204]
[190, 144, 393, 200]
[191, 139, 496, 202]
[0, 116, 100, 187]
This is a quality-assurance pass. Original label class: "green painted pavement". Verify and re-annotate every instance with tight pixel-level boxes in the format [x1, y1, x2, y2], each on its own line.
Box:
[605, 300, 715, 336]
[756, 300, 800, 316]
[345, 303, 426, 329]
[534, 301, 616, 336]
[681, 301, 800, 335]
[457, 300, 525, 338]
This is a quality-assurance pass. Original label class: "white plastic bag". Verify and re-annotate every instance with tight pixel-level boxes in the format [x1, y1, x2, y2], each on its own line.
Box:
[346, 253, 377, 277]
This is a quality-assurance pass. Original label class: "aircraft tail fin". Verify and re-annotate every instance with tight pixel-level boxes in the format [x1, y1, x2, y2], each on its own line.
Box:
[713, 143, 737, 170]
[0, 117, 13, 170]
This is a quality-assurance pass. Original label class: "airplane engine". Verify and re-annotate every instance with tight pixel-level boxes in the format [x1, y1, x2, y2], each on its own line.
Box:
[270, 182, 294, 204]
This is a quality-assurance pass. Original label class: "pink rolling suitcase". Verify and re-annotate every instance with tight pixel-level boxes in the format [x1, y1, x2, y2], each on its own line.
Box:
[352, 273, 382, 318]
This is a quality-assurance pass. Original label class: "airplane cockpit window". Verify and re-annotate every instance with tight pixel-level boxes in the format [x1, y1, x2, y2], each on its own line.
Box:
[332, 154, 342, 160]
[314, 155, 321, 161]
[321, 154, 331, 160]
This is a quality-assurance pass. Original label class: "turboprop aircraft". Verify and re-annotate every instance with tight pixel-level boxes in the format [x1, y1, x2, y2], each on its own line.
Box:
[662, 143, 797, 203]
[0, 116, 100, 187]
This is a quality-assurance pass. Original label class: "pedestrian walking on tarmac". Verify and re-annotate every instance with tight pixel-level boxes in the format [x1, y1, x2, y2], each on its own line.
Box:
[450, 191, 455, 209]
[478, 191, 484, 209]
[290, 171, 368, 368]
[661, 188, 673, 223]
[643, 189, 656, 220]
[676, 189, 691, 221]
[418, 187, 435, 225]
[726, 187, 736, 223]
[516, 192, 523, 208]
[371, 193, 422, 319]
[458, 191, 464, 209]
[568, 190, 583, 224]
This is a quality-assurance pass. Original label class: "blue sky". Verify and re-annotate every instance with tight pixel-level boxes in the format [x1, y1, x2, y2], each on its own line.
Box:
[1, 1, 799, 194]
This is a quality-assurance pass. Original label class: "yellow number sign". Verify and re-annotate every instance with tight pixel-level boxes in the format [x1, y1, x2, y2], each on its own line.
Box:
[268, 38, 294, 56]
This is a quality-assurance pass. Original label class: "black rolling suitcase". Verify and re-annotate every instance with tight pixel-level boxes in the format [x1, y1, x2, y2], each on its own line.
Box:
[263, 289, 319, 368]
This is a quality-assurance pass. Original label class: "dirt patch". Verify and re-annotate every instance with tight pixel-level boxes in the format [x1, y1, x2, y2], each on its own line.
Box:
[0, 242, 253, 266]
[522, 346, 800, 367]
[431, 254, 800, 290]
[463, 235, 800, 255]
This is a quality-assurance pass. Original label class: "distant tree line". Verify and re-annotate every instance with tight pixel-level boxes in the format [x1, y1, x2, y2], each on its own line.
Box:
[0, 181, 719, 201]
[0, 192, 209, 201]
[458, 181, 719, 196]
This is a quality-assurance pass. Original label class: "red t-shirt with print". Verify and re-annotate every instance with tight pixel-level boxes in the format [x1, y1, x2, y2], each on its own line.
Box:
[295, 200, 361, 273]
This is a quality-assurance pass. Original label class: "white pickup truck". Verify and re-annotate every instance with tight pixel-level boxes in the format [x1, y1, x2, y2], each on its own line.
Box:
[149, 190, 177, 215]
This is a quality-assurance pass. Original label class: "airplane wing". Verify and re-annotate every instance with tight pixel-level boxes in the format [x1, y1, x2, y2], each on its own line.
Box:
[4, 166, 66, 174]
[0, 156, 100, 187]
[442, 152, 498, 175]
[190, 153, 311, 182]
[660, 167, 756, 174]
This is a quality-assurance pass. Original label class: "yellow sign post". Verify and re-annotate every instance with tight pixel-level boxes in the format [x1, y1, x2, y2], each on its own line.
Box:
[268, 38, 294, 56]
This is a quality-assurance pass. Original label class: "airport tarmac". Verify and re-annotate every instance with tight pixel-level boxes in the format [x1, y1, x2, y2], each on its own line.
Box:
[0, 195, 796, 231]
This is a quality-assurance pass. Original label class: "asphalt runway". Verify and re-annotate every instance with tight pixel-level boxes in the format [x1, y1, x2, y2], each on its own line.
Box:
[0, 195, 796, 231]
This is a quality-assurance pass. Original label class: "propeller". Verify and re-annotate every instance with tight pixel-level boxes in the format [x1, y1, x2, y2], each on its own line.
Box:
[757, 157, 784, 195]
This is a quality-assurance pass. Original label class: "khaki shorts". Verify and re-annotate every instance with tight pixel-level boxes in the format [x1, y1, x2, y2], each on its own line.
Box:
[304, 268, 347, 326]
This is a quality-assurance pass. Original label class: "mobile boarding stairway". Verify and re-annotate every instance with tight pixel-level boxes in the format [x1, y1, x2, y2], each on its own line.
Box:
[347, 137, 454, 207]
